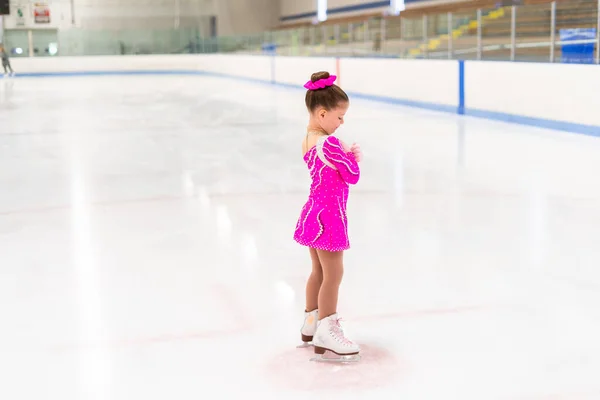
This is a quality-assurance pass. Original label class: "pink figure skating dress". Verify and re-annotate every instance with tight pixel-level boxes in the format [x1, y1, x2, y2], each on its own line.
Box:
[294, 134, 360, 252]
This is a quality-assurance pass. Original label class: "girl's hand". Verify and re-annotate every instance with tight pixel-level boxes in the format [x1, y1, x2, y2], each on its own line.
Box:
[340, 139, 352, 153]
[350, 143, 362, 162]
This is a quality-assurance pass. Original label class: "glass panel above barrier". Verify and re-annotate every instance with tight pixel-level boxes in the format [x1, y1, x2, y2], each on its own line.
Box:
[480, 6, 513, 61]
[400, 16, 425, 59]
[553, 0, 598, 64]
[514, 3, 553, 63]
[447, 10, 479, 60]
[2, 30, 29, 58]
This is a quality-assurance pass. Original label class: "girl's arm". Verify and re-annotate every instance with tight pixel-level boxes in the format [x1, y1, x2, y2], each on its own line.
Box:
[322, 136, 360, 185]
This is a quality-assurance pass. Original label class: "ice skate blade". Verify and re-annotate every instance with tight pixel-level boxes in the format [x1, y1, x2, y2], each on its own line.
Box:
[296, 342, 313, 348]
[310, 354, 361, 363]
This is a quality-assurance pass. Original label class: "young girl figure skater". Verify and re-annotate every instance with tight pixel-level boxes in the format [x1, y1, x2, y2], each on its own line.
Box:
[293, 71, 363, 361]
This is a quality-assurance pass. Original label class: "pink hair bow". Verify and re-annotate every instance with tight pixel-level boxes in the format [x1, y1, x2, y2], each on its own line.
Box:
[304, 75, 337, 90]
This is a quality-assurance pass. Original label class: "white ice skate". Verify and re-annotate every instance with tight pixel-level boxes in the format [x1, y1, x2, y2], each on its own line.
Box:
[310, 313, 361, 363]
[297, 309, 319, 348]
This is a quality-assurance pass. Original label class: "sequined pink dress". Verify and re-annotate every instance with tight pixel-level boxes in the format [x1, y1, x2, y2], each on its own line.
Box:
[294, 135, 360, 252]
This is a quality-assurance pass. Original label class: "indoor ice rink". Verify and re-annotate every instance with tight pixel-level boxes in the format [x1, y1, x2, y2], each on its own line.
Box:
[2, 0, 600, 399]
[2, 72, 600, 399]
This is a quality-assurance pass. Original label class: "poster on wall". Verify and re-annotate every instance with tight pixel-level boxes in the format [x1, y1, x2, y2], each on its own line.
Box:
[33, 2, 50, 23]
[15, 6, 26, 26]
[2, 1, 61, 29]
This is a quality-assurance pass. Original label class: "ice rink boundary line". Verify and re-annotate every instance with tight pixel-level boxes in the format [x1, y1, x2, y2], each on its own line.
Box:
[11, 65, 600, 138]
[464, 109, 600, 137]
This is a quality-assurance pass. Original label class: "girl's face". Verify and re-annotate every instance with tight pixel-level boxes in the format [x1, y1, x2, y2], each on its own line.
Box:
[313, 102, 349, 134]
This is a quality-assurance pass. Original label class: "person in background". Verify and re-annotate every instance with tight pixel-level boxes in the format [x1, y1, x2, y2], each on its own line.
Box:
[1, 45, 15, 76]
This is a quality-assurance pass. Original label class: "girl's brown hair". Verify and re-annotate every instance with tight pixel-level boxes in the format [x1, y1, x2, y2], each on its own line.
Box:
[305, 71, 349, 112]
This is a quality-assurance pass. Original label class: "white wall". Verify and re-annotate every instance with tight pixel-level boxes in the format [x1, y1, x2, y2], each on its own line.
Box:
[3, 0, 277, 34]
[328, 0, 363, 8]
[3, 0, 214, 30]
[76, 0, 216, 30]
[280, 0, 314, 20]
[327, 0, 387, 19]
[8, 54, 600, 135]
[215, 0, 279, 36]
[279, 0, 473, 24]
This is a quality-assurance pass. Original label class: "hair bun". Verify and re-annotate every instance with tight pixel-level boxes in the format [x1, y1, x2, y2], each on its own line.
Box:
[311, 71, 330, 83]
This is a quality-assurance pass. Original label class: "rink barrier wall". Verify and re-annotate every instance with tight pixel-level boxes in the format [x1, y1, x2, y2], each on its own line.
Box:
[8, 54, 600, 137]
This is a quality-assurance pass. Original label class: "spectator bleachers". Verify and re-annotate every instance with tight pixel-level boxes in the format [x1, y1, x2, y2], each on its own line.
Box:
[268, 0, 597, 62]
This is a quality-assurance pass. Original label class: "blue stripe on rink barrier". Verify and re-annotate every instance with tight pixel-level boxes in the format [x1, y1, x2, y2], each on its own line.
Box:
[458, 60, 465, 115]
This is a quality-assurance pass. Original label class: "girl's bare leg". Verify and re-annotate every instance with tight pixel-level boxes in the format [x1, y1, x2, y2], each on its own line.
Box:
[305, 247, 323, 312]
[315, 249, 344, 319]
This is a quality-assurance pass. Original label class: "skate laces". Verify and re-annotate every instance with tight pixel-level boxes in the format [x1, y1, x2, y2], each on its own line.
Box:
[330, 317, 354, 346]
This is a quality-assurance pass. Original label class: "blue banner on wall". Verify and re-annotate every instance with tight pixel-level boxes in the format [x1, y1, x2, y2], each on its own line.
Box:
[559, 28, 597, 64]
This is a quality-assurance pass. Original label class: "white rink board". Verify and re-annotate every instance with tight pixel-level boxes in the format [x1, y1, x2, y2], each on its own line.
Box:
[10, 55, 201, 73]
[341, 58, 459, 108]
[465, 61, 600, 127]
[274, 56, 338, 86]
[197, 54, 272, 81]
[7, 53, 600, 133]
